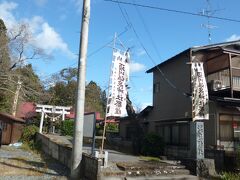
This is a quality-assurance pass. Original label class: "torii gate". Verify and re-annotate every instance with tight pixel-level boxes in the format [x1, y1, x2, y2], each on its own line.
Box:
[36, 104, 71, 133]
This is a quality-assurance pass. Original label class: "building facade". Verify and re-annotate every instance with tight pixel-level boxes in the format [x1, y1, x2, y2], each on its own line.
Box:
[145, 40, 240, 157]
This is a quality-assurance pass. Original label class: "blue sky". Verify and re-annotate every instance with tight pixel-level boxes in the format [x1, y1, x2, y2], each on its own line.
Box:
[0, 0, 239, 110]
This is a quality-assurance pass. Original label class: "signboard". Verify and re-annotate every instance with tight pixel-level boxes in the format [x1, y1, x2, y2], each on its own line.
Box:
[106, 50, 129, 117]
[83, 113, 96, 138]
[191, 62, 209, 121]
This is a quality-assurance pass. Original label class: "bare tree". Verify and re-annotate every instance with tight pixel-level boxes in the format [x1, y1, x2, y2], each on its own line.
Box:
[8, 23, 51, 70]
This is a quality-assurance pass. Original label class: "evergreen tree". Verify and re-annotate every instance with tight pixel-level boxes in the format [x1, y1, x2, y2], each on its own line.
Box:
[85, 81, 105, 117]
[46, 67, 106, 118]
[0, 19, 13, 112]
[15, 64, 44, 102]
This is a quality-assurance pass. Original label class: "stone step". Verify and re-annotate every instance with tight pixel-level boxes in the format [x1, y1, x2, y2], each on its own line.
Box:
[101, 168, 190, 177]
[102, 174, 199, 180]
[116, 162, 186, 171]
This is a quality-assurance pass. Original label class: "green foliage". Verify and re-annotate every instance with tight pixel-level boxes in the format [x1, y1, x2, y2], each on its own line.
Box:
[0, 19, 44, 112]
[47, 68, 107, 118]
[60, 67, 77, 83]
[15, 64, 44, 102]
[48, 81, 76, 106]
[221, 172, 240, 180]
[237, 146, 240, 168]
[106, 123, 119, 132]
[21, 125, 40, 149]
[85, 81, 106, 117]
[141, 133, 165, 157]
[96, 124, 103, 136]
[0, 19, 13, 113]
[60, 120, 74, 136]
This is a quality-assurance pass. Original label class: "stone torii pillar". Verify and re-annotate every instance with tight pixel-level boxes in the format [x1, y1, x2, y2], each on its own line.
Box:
[36, 104, 71, 134]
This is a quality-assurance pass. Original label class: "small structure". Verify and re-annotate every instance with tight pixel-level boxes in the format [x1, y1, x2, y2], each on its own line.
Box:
[0, 112, 25, 145]
[16, 102, 36, 120]
[36, 104, 71, 133]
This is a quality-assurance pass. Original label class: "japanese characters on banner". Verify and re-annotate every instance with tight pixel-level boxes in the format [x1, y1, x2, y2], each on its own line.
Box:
[106, 50, 129, 117]
[191, 62, 209, 121]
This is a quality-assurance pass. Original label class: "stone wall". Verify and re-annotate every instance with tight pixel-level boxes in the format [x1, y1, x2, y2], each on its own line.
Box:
[36, 133, 101, 180]
[205, 149, 225, 171]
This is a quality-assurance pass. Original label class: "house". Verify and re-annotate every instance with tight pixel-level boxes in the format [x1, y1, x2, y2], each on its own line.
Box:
[144, 40, 240, 158]
[16, 102, 36, 120]
[119, 106, 153, 141]
[0, 112, 25, 145]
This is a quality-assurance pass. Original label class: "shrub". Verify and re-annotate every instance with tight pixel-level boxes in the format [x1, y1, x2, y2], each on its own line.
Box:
[21, 125, 39, 143]
[95, 124, 103, 136]
[106, 123, 118, 132]
[141, 133, 165, 157]
[60, 120, 74, 136]
[21, 125, 40, 150]
[221, 172, 240, 180]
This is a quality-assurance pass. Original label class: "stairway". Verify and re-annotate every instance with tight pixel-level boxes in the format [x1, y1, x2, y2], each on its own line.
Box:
[100, 160, 199, 180]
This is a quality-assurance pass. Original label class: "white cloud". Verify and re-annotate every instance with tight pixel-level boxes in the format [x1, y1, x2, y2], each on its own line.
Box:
[0, 1, 75, 60]
[130, 61, 146, 73]
[226, 34, 240, 42]
[35, 23, 75, 58]
[0, 1, 17, 28]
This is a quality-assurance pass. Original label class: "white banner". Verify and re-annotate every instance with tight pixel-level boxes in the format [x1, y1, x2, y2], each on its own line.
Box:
[106, 51, 129, 117]
[191, 62, 209, 121]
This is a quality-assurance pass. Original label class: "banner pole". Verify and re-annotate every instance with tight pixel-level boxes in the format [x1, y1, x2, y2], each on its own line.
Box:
[100, 33, 117, 154]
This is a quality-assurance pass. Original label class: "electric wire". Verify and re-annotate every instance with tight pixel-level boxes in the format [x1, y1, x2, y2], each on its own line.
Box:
[132, 0, 162, 60]
[117, 1, 190, 98]
[41, 26, 130, 82]
[105, 0, 240, 23]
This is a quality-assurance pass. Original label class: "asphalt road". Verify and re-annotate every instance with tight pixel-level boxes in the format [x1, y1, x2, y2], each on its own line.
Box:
[0, 145, 69, 180]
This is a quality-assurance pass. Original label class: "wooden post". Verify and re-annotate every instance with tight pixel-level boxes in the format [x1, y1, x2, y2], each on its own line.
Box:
[229, 53, 233, 98]
[12, 77, 22, 116]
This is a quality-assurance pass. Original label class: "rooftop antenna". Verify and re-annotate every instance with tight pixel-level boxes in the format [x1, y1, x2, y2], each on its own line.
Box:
[200, 0, 219, 44]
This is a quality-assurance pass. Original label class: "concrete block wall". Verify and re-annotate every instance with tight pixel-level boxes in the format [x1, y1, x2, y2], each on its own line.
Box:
[36, 133, 101, 179]
[81, 153, 101, 180]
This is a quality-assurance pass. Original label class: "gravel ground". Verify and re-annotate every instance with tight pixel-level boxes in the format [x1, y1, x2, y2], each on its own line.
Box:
[0, 145, 69, 180]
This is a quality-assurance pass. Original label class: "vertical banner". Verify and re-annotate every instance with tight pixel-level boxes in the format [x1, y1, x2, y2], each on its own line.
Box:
[106, 50, 129, 117]
[191, 62, 209, 121]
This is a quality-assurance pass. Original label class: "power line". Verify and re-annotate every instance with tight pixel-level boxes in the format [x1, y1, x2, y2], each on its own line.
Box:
[105, 0, 240, 23]
[117, 1, 190, 98]
[41, 27, 130, 81]
[132, 0, 162, 62]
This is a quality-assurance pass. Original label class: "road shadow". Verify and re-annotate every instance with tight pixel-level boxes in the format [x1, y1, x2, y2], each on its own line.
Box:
[39, 153, 70, 177]
[3, 156, 70, 177]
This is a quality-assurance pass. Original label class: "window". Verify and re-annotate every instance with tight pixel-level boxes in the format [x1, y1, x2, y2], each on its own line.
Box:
[220, 122, 233, 141]
[153, 82, 160, 93]
[156, 123, 189, 146]
[220, 115, 233, 141]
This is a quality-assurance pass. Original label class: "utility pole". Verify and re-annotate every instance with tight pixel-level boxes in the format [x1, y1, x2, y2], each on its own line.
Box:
[71, 0, 91, 179]
[12, 76, 22, 116]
